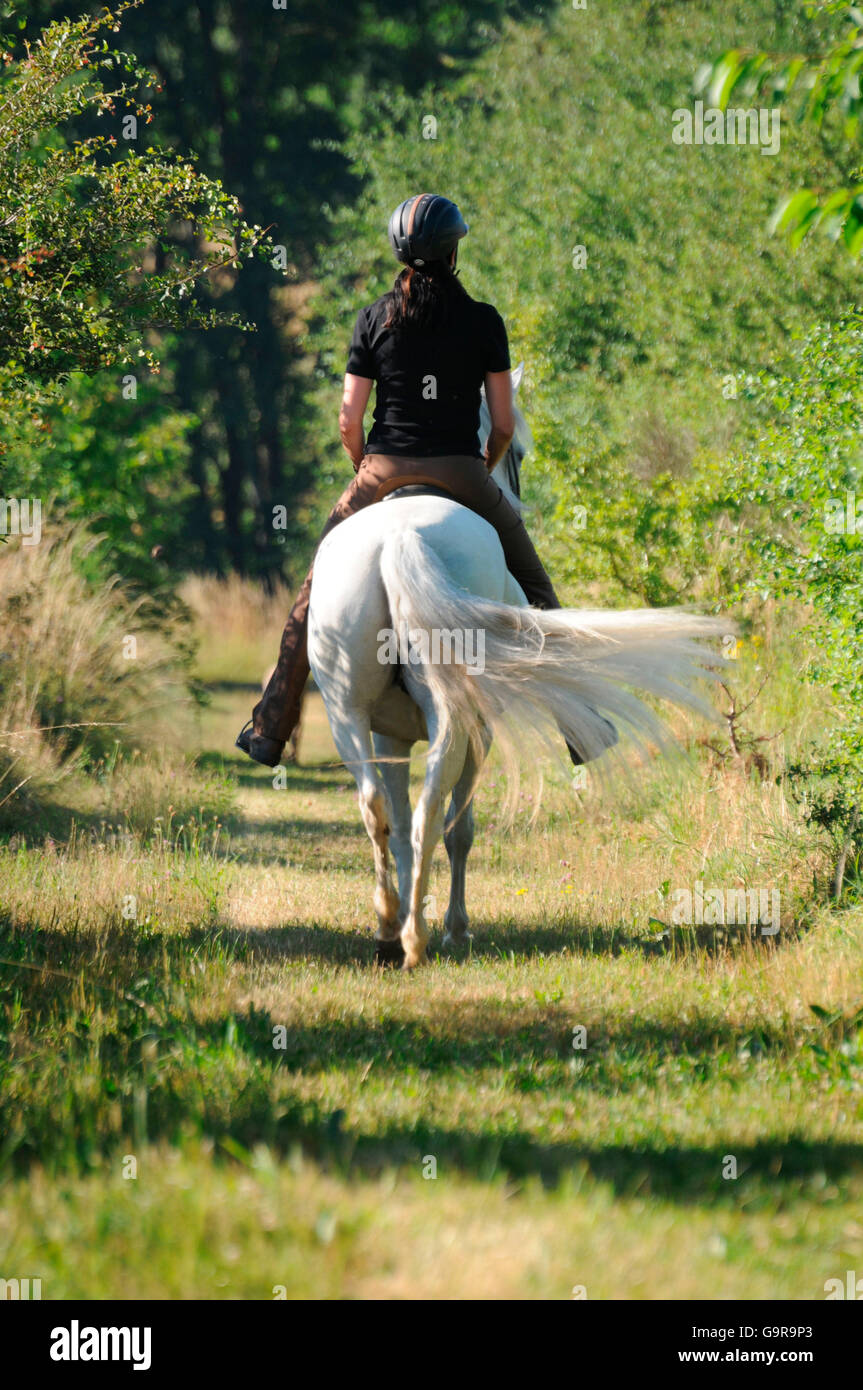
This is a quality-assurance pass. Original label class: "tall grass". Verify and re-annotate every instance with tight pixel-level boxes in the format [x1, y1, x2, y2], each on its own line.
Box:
[180, 573, 295, 686]
[0, 526, 227, 833]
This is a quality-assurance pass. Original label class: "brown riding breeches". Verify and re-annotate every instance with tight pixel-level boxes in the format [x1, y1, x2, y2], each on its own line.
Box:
[252, 452, 561, 745]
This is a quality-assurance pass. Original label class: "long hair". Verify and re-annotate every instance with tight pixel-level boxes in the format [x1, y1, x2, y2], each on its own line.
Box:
[383, 259, 469, 331]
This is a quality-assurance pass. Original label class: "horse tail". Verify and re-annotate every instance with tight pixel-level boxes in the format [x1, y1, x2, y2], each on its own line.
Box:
[379, 527, 726, 800]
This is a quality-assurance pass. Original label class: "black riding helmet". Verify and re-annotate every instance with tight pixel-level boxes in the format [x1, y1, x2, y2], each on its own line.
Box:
[388, 193, 469, 268]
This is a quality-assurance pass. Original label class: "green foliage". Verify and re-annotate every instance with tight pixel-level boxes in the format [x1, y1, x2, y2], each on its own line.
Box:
[698, 2, 863, 253]
[0, 367, 196, 590]
[729, 314, 863, 794]
[16, 0, 538, 576]
[0, 1, 278, 434]
[308, 0, 858, 594]
[786, 752, 862, 901]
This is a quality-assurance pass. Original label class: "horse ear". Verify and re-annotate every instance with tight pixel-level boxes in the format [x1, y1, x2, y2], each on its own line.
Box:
[511, 361, 524, 393]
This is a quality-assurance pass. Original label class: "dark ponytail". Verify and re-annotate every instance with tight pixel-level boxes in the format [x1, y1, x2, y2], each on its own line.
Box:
[383, 258, 469, 331]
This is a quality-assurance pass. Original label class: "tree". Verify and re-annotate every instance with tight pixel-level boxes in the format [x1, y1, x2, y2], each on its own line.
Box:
[18, 0, 542, 577]
[0, 0, 277, 428]
[696, 1, 863, 254]
[732, 316, 863, 898]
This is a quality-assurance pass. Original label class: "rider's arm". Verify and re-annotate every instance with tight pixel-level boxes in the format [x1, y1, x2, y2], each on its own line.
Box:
[483, 370, 515, 471]
[340, 373, 373, 471]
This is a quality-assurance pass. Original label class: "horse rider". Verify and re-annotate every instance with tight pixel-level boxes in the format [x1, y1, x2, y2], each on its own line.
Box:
[237, 192, 613, 768]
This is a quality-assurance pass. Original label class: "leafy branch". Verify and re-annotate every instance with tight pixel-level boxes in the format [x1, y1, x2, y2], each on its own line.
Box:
[696, 3, 863, 254]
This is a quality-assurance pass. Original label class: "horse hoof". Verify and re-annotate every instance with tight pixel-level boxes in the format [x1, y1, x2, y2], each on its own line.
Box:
[401, 948, 428, 970]
[374, 939, 405, 969]
[442, 931, 472, 952]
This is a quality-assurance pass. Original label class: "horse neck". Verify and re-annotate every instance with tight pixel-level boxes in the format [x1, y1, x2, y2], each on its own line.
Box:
[480, 398, 523, 514]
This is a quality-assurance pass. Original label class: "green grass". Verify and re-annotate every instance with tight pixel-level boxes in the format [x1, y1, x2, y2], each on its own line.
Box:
[1, 672, 861, 1299]
[1, 0, 861, 1300]
[5, 1146, 862, 1301]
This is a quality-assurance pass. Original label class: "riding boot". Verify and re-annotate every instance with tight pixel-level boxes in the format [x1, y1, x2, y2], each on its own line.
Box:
[236, 570, 313, 767]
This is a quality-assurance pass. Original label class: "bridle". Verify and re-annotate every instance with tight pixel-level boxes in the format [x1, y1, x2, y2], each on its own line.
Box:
[503, 440, 522, 500]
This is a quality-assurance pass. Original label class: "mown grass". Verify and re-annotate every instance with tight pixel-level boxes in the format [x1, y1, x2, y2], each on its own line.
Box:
[1, 640, 861, 1298]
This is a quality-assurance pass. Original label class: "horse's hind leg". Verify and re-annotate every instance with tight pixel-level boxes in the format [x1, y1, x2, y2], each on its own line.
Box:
[373, 733, 414, 928]
[401, 716, 470, 970]
[326, 708, 401, 957]
[443, 737, 488, 950]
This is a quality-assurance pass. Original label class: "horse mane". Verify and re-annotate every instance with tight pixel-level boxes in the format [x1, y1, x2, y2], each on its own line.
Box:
[479, 380, 530, 513]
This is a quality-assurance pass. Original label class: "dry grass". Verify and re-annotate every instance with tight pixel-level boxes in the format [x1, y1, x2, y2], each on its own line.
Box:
[180, 572, 295, 686]
[0, 526, 197, 828]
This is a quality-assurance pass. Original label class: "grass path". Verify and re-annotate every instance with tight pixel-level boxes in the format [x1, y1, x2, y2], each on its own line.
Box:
[1, 683, 861, 1298]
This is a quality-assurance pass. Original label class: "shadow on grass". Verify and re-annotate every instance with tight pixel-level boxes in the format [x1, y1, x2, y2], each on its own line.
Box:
[291, 1126, 863, 1202]
[214, 917, 797, 963]
[224, 821, 366, 864]
[0, 914, 810, 1060]
[4, 980, 860, 1201]
[204, 681, 322, 697]
[0, 912, 798, 971]
[196, 748, 349, 796]
[202, 680, 264, 695]
[2, 914, 850, 1202]
[0, 801, 117, 848]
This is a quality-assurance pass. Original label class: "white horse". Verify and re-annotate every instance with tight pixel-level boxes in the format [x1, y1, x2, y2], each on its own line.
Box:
[308, 366, 724, 969]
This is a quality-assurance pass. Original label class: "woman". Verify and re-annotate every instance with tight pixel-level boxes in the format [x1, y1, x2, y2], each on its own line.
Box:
[237, 193, 596, 767]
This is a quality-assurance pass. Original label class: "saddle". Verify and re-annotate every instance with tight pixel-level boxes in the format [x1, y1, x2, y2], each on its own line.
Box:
[377, 477, 458, 504]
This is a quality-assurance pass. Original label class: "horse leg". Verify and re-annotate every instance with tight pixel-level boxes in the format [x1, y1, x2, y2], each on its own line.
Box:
[373, 732, 414, 928]
[325, 708, 402, 955]
[443, 738, 488, 949]
[401, 716, 470, 969]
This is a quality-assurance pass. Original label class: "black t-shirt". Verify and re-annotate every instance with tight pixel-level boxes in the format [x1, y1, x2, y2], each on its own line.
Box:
[346, 289, 511, 458]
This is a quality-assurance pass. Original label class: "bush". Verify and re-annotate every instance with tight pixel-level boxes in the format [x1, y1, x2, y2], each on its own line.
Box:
[729, 313, 863, 881]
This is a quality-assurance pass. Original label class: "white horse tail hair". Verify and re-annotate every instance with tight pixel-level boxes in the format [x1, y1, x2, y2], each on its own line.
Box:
[379, 527, 729, 804]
